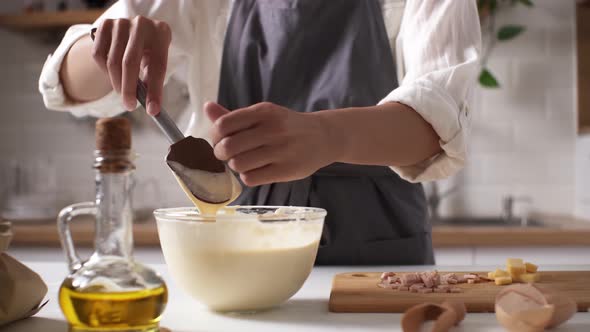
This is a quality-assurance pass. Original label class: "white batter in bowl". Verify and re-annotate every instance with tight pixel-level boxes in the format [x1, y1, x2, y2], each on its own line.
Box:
[154, 206, 326, 312]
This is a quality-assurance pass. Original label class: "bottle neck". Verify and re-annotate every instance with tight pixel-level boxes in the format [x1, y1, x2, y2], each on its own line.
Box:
[93, 150, 135, 259]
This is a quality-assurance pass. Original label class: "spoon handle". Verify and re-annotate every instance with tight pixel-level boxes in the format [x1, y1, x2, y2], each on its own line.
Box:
[136, 80, 185, 144]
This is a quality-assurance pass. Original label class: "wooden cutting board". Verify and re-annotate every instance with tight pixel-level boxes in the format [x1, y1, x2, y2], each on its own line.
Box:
[329, 271, 590, 313]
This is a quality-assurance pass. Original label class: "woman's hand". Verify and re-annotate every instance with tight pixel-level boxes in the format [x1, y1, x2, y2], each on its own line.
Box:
[92, 16, 172, 115]
[205, 102, 338, 187]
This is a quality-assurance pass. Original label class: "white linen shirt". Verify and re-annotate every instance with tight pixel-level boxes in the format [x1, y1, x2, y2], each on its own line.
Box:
[38, 0, 482, 183]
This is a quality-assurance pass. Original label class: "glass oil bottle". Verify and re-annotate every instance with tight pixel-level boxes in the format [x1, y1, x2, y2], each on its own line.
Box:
[57, 117, 167, 332]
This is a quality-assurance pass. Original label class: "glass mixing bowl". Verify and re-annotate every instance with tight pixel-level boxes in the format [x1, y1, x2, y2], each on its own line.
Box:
[154, 206, 326, 312]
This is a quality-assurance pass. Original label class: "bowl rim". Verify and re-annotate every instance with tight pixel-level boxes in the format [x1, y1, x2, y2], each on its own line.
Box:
[153, 205, 327, 223]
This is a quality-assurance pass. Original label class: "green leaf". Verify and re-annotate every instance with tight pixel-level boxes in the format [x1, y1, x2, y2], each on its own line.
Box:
[479, 69, 500, 88]
[497, 25, 525, 41]
[519, 0, 533, 7]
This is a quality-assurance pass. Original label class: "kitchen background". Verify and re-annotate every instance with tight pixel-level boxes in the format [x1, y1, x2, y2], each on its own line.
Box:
[0, 0, 589, 263]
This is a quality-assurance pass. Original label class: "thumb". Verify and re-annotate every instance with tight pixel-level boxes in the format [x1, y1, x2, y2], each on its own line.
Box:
[205, 102, 230, 123]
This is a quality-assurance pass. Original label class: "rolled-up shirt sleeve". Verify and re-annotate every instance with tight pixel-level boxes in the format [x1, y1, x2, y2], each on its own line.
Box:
[379, 0, 482, 182]
[38, 0, 193, 118]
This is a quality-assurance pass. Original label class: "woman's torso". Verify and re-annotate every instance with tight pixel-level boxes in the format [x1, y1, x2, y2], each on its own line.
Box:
[178, 0, 406, 138]
[214, 0, 432, 265]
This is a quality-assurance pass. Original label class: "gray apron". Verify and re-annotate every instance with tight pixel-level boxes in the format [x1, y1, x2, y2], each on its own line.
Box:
[218, 0, 434, 265]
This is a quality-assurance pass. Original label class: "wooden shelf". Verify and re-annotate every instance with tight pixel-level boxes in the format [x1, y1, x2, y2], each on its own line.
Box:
[0, 10, 104, 30]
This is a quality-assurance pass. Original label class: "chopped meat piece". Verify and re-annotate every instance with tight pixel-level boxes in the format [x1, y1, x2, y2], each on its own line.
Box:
[418, 288, 434, 293]
[409, 283, 425, 291]
[437, 285, 450, 291]
[432, 272, 441, 286]
[380, 272, 396, 281]
[441, 273, 456, 280]
[419, 272, 432, 288]
[400, 273, 421, 286]
[419, 270, 440, 288]
[446, 278, 458, 284]
[409, 285, 424, 293]
[378, 270, 482, 294]
[456, 276, 467, 283]
[441, 273, 459, 285]
[378, 281, 402, 289]
[387, 276, 400, 284]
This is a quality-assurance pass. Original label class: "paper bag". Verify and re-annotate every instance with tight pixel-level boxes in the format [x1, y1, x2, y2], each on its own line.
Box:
[0, 221, 48, 327]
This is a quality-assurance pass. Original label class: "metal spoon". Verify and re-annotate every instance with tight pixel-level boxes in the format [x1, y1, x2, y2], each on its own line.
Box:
[90, 28, 240, 205]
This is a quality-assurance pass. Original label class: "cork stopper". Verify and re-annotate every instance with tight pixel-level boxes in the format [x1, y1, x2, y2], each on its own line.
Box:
[96, 117, 131, 151]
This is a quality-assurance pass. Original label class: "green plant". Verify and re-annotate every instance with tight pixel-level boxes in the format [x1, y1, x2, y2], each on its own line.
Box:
[477, 0, 534, 88]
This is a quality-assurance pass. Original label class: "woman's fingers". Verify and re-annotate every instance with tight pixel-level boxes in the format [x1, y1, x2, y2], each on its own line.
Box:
[205, 102, 231, 145]
[91, 19, 113, 72]
[240, 163, 289, 187]
[211, 102, 276, 143]
[227, 145, 277, 174]
[106, 19, 130, 94]
[91, 16, 171, 113]
[144, 20, 171, 115]
[205, 102, 230, 124]
[121, 16, 151, 111]
[207, 102, 322, 186]
[214, 126, 276, 161]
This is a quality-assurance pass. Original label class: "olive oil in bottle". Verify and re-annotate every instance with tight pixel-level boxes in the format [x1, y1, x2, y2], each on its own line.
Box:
[59, 280, 167, 331]
[57, 118, 168, 332]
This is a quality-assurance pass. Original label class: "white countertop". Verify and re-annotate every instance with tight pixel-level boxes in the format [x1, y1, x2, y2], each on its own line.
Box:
[4, 259, 590, 332]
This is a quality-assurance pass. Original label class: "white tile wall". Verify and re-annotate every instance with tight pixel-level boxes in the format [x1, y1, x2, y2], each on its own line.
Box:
[0, 0, 582, 219]
[0, 27, 190, 214]
[436, 0, 579, 218]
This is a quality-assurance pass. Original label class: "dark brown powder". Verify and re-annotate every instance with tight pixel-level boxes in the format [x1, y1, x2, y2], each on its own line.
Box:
[166, 136, 225, 173]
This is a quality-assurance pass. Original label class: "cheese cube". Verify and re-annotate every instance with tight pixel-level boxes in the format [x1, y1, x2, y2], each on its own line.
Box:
[488, 271, 495, 279]
[495, 276, 513, 285]
[506, 258, 523, 265]
[525, 262, 538, 273]
[494, 269, 509, 277]
[519, 273, 540, 283]
[506, 258, 526, 277]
